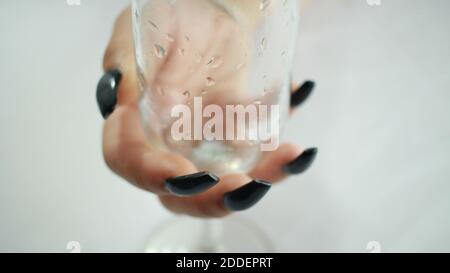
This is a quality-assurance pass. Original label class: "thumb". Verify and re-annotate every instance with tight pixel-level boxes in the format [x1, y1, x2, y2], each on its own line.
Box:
[101, 7, 139, 106]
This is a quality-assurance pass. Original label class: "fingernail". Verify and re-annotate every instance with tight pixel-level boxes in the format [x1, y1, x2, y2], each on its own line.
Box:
[283, 147, 318, 175]
[291, 80, 315, 107]
[96, 69, 122, 119]
[223, 180, 271, 211]
[165, 171, 220, 196]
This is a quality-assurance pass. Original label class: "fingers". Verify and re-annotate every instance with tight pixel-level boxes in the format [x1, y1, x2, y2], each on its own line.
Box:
[248, 144, 318, 182]
[165, 172, 220, 196]
[159, 173, 271, 218]
[248, 143, 302, 182]
[97, 6, 318, 217]
[102, 7, 134, 72]
[101, 7, 141, 106]
[283, 148, 318, 175]
[96, 69, 122, 119]
[248, 81, 318, 182]
[223, 179, 271, 212]
[102, 103, 199, 194]
[291, 80, 315, 109]
[96, 7, 140, 119]
[98, 7, 201, 195]
[97, 71, 220, 197]
[99, 15, 199, 194]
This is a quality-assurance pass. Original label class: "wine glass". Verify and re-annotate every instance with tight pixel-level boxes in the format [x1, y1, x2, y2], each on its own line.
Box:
[132, 0, 299, 252]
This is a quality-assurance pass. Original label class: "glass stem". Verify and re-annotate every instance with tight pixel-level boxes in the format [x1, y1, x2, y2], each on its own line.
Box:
[198, 219, 224, 252]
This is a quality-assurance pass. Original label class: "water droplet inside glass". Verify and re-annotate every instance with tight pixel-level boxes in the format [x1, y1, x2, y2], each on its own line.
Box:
[206, 77, 216, 87]
[148, 20, 159, 31]
[264, 87, 274, 95]
[156, 86, 165, 96]
[260, 0, 270, 11]
[166, 33, 175, 42]
[206, 56, 223, 69]
[253, 100, 262, 105]
[153, 44, 166, 58]
[201, 90, 208, 95]
[178, 48, 185, 56]
[183, 90, 190, 99]
[185, 35, 190, 42]
[236, 62, 246, 71]
[260, 38, 267, 51]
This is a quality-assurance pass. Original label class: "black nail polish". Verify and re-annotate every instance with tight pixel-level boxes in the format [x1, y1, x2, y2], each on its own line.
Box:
[96, 69, 122, 119]
[165, 171, 220, 196]
[283, 148, 318, 175]
[291, 80, 315, 107]
[223, 180, 271, 211]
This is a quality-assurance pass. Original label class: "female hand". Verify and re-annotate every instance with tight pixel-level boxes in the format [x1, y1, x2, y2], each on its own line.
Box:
[97, 6, 317, 218]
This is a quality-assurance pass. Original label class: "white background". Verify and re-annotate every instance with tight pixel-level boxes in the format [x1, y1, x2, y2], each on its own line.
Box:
[0, 0, 449, 252]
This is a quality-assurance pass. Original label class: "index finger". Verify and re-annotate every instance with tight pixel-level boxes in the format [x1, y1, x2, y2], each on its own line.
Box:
[102, 103, 198, 194]
[100, 7, 199, 194]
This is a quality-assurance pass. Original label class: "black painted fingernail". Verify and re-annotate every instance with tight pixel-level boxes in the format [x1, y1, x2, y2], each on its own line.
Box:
[291, 80, 315, 107]
[96, 69, 122, 119]
[165, 171, 220, 196]
[223, 180, 271, 211]
[283, 147, 318, 175]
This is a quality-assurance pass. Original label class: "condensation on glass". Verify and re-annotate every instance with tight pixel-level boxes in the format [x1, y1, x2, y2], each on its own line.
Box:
[133, 0, 299, 175]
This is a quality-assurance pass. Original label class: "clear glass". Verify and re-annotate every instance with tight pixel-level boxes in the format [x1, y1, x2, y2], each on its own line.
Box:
[132, 0, 299, 252]
[145, 216, 275, 253]
[133, 0, 299, 175]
